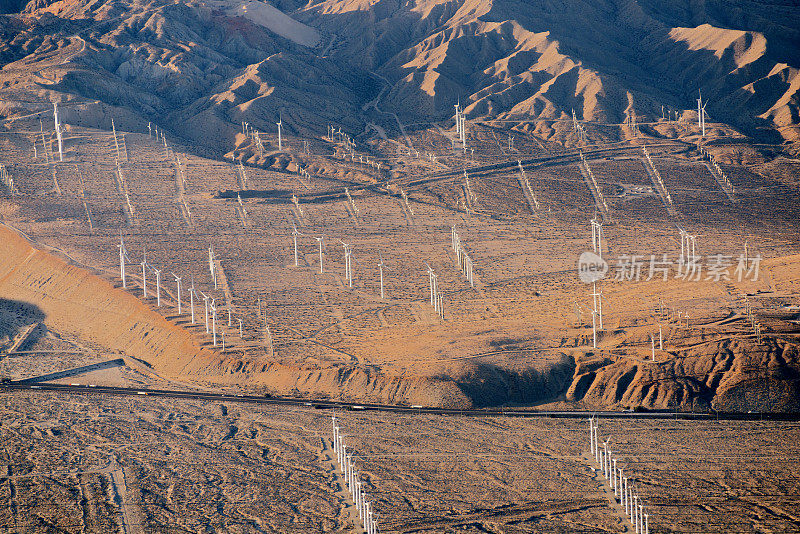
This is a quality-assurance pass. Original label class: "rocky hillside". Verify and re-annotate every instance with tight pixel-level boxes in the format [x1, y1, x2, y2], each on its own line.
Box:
[0, 0, 797, 151]
[567, 337, 800, 413]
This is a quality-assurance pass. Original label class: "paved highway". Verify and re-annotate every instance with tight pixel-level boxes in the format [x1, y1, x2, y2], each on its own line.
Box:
[2, 382, 796, 421]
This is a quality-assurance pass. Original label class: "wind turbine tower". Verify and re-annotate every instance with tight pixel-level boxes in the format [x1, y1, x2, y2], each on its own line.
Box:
[292, 224, 301, 267]
[53, 103, 64, 162]
[209, 246, 218, 290]
[200, 292, 209, 333]
[697, 91, 707, 137]
[378, 252, 385, 300]
[118, 235, 128, 289]
[171, 273, 182, 314]
[701, 102, 707, 137]
[277, 113, 283, 151]
[591, 218, 604, 256]
[315, 236, 325, 274]
[154, 268, 162, 307]
[189, 276, 197, 324]
[210, 299, 217, 346]
[140, 254, 147, 298]
[454, 103, 461, 138]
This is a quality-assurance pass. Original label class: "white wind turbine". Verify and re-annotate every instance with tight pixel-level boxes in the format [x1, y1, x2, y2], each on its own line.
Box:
[209, 245, 218, 290]
[189, 275, 197, 324]
[200, 291, 210, 333]
[276, 112, 283, 151]
[701, 100, 708, 137]
[118, 234, 129, 289]
[339, 240, 353, 287]
[153, 268, 162, 307]
[210, 298, 217, 346]
[292, 224, 302, 267]
[53, 103, 63, 162]
[697, 91, 708, 137]
[140, 251, 148, 298]
[171, 272, 182, 314]
[314, 235, 325, 274]
[378, 252, 385, 300]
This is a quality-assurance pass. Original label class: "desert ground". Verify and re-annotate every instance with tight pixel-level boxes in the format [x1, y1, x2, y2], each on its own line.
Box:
[2, 388, 799, 533]
[2, 110, 800, 533]
[2, 0, 800, 531]
[1, 114, 800, 410]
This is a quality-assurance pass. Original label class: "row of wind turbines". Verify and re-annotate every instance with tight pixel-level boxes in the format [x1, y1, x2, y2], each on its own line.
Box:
[290, 222, 478, 319]
[118, 238, 254, 351]
[290, 224, 390, 301]
[241, 114, 283, 153]
[332, 416, 380, 533]
[581, 219, 705, 352]
[590, 416, 651, 534]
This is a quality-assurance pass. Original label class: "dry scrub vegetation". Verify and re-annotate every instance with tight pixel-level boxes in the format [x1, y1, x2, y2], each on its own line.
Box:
[1, 391, 799, 533]
[2, 120, 800, 410]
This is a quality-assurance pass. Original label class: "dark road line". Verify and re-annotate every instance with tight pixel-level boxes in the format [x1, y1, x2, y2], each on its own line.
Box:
[1, 383, 797, 421]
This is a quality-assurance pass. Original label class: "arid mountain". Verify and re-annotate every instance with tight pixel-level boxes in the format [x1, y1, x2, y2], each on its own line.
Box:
[0, 0, 798, 152]
[295, 0, 800, 142]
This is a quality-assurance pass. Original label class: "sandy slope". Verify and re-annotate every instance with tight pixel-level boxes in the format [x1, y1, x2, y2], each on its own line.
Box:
[0, 223, 470, 406]
[0, 224, 211, 375]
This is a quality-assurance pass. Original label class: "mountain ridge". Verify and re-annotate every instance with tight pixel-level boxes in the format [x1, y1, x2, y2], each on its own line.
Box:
[0, 0, 797, 153]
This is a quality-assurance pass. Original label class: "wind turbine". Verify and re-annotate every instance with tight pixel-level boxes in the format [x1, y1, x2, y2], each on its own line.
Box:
[697, 91, 707, 137]
[315, 235, 325, 273]
[200, 291, 210, 333]
[209, 245, 217, 290]
[688, 234, 699, 261]
[345, 243, 352, 287]
[153, 268, 162, 307]
[118, 233, 128, 289]
[701, 101, 707, 137]
[425, 262, 439, 312]
[591, 282, 603, 330]
[53, 103, 63, 162]
[276, 112, 283, 151]
[591, 217, 603, 257]
[171, 272, 182, 314]
[292, 224, 301, 266]
[677, 227, 688, 266]
[378, 252, 385, 300]
[210, 298, 217, 346]
[189, 275, 196, 323]
[339, 240, 352, 287]
[140, 251, 148, 298]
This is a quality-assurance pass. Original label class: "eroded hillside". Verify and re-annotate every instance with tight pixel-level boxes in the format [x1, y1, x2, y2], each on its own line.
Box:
[0, 0, 798, 152]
